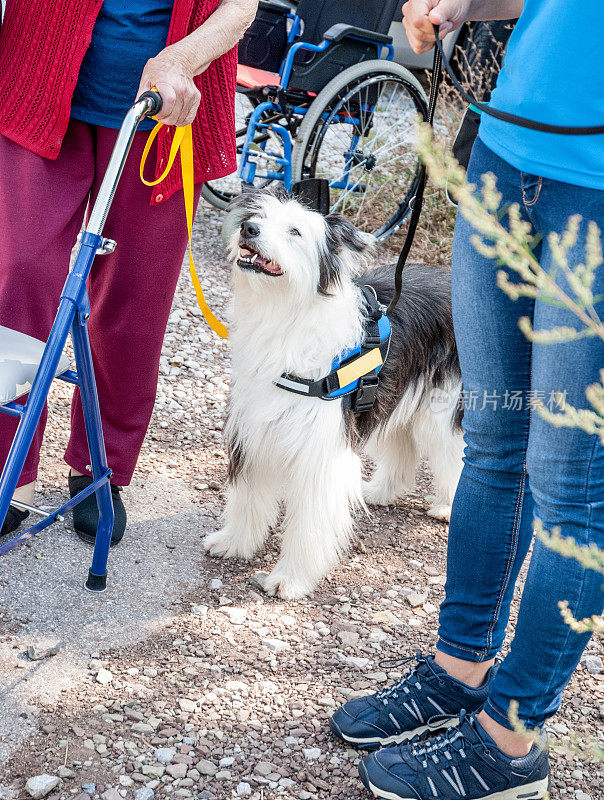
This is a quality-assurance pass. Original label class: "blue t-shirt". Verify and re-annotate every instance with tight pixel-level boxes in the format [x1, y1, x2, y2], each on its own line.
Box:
[71, 0, 174, 130]
[479, 0, 604, 190]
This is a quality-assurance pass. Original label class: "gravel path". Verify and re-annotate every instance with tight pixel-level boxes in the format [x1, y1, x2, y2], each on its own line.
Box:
[0, 203, 602, 800]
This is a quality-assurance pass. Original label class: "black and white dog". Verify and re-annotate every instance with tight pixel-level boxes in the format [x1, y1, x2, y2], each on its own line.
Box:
[203, 190, 464, 599]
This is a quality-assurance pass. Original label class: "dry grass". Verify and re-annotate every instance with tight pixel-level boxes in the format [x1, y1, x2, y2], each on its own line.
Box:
[380, 24, 512, 268]
[379, 82, 465, 268]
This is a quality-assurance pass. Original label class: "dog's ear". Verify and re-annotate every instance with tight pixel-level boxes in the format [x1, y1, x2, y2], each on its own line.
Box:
[319, 214, 376, 295]
[324, 214, 376, 255]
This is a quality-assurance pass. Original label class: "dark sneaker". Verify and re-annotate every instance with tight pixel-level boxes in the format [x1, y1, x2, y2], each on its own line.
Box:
[68, 474, 127, 547]
[330, 654, 499, 749]
[1, 505, 29, 537]
[359, 710, 550, 800]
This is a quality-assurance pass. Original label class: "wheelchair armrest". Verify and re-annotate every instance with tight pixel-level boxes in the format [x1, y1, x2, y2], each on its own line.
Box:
[280, 22, 393, 90]
[322, 23, 393, 46]
[257, 0, 295, 14]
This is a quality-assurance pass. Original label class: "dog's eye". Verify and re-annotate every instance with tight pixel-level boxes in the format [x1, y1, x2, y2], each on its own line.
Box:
[289, 227, 301, 237]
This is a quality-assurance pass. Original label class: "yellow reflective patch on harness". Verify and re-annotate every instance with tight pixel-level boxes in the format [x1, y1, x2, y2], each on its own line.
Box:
[336, 348, 382, 389]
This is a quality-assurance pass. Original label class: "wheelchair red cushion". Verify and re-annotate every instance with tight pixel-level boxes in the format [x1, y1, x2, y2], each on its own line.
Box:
[237, 64, 281, 89]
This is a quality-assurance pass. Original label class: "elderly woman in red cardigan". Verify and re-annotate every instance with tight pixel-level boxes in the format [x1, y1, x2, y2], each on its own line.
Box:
[0, 0, 257, 544]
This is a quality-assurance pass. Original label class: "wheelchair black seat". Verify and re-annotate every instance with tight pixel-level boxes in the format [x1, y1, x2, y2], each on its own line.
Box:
[239, 0, 401, 89]
[238, 0, 295, 73]
[295, 0, 400, 45]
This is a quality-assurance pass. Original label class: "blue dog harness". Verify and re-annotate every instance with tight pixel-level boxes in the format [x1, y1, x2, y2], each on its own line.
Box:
[274, 285, 391, 413]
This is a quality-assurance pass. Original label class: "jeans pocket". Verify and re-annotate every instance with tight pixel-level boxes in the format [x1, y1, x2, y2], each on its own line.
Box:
[521, 173, 543, 207]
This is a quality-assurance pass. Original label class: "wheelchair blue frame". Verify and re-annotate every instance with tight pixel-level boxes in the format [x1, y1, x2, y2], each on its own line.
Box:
[0, 96, 158, 592]
[238, 22, 394, 193]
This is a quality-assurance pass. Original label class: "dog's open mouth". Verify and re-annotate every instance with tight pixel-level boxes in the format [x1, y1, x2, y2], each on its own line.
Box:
[237, 244, 283, 276]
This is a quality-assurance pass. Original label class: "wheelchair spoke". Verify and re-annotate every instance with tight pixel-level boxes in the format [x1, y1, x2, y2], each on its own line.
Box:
[206, 61, 429, 235]
[329, 173, 367, 214]
[298, 71, 426, 237]
[202, 93, 289, 209]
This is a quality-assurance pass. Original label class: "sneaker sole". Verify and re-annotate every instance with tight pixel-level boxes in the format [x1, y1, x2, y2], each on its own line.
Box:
[330, 715, 459, 749]
[360, 762, 550, 800]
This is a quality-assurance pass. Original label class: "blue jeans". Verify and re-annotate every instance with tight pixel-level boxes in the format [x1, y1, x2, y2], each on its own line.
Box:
[438, 137, 604, 730]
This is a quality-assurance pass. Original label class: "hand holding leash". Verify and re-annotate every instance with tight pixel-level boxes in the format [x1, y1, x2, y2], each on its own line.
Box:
[136, 45, 202, 127]
[402, 0, 471, 53]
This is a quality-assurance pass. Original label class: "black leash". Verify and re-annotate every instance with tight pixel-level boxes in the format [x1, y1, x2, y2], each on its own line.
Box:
[385, 35, 443, 317]
[433, 25, 604, 136]
[386, 23, 604, 318]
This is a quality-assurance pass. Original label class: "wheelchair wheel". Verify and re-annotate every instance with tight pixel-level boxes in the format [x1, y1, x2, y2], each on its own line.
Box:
[291, 60, 428, 240]
[202, 93, 287, 211]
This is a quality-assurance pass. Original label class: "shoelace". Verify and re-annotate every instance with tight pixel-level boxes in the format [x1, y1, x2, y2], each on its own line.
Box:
[376, 652, 444, 705]
[410, 710, 486, 766]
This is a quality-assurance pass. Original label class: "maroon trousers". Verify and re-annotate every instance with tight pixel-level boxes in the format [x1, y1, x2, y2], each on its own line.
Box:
[0, 121, 202, 486]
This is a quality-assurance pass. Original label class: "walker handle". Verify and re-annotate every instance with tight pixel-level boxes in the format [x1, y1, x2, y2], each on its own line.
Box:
[86, 89, 163, 235]
[137, 90, 163, 118]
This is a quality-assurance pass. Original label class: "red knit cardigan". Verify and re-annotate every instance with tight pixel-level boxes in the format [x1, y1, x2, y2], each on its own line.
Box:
[0, 0, 237, 204]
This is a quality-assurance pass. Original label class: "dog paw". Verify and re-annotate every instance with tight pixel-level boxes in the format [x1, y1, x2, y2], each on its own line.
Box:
[426, 504, 451, 522]
[260, 569, 314, 600]
[362, 481, 401, 507]
[202, 529, 256, 560]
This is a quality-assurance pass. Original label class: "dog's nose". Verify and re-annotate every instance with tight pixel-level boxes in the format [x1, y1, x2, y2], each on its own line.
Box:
[241, 220, 260, 238]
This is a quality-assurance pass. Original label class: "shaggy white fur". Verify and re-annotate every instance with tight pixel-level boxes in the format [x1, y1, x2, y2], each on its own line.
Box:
[203, 192, 463, 599]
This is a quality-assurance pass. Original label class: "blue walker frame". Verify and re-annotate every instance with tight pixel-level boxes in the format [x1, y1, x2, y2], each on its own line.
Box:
[237, 18, 395, 194]
[0, 95, 158, 592]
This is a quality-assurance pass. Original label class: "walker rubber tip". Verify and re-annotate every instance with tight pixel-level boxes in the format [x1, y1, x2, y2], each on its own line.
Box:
[85, 570, 107, 592]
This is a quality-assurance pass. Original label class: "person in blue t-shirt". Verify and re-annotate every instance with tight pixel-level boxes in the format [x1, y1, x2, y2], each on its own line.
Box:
[329, 2, 603, 799]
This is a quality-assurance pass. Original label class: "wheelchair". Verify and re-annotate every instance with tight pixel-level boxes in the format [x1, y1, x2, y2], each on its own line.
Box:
[202, 0, 429, 240]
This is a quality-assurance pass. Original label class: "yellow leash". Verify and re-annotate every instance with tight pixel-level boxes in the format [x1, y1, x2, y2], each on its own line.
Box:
[140, 123, 228, 339]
